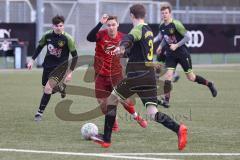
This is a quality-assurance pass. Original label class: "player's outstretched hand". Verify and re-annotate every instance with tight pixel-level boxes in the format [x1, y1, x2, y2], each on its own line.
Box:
[113, 46, 125, 57]
[100, 14, 109, 24]
[27, 59, 34, 70]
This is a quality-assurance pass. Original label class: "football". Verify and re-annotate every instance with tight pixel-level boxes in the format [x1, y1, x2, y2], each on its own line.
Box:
[81, 123, 98, 140]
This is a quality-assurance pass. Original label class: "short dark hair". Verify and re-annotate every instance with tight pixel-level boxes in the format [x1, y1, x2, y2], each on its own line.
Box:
[130, 4, 146, 19]
[52, 15, 65, 25]
[107, 15, 118, 23]
[160, 4, 172, 13]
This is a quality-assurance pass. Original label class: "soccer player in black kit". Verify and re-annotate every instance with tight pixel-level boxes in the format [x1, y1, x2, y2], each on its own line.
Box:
[156, 4, 217, 106]
[27, 15, 78, 121]
[91, 4, 188, 151]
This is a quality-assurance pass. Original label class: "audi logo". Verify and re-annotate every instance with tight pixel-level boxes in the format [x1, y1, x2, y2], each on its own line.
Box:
[186, 30, 204, 48]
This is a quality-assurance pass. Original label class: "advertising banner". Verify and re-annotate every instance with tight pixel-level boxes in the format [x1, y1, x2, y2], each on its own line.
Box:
[119, 24, 240, 53]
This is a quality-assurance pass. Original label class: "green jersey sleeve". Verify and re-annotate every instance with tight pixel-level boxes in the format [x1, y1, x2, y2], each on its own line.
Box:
[129, 24, 143, 42]
[65, 32, 77, 52]
[38, 30, 51, 47]
[173, 19, 187, 36]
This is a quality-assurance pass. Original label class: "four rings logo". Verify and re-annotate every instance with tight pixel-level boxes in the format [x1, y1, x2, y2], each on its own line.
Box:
[186, 30, 204, 48]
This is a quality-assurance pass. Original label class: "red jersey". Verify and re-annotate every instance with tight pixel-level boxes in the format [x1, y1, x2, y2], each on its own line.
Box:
[94, 29, 123, 76]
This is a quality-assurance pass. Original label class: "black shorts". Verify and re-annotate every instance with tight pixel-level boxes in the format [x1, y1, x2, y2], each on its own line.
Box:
[114, 67, 157, 107]
[156, 53, 166, 63]
[165, 46, 192, 73]
[42, 65, 68, 86]
[156, 46, 167, 63]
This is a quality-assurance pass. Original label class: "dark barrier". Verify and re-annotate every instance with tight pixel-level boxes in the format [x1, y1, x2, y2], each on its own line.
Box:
[0, 23, 36, 56]
[119, 24, 240, 53]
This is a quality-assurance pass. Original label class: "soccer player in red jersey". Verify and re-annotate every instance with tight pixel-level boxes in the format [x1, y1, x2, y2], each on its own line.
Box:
[87, 14, 147, 131]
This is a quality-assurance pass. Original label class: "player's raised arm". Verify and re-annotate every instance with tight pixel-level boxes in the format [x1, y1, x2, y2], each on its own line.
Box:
[27, 33, 47, 70]
[86, 14, 109, 42]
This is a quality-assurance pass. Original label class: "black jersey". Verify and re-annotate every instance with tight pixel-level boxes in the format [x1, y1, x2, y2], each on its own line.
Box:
[123, 23, 154, 77]
[159, 19, 187, 50]
[127, 23, 154, 63]
[37, 30, 77, 68]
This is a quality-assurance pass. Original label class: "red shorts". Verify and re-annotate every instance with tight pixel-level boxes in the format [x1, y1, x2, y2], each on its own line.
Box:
[95, 73, 123, 99]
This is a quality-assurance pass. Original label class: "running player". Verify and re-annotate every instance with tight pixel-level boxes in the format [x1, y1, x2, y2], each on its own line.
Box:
[27, 15, 78, 121]
[156, 4, 217, 106]
[87, 14, 147, 131]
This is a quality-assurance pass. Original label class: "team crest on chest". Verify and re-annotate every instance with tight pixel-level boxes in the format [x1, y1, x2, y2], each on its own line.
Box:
[58, 41, 65, 47]
[169, 28, 175, 34]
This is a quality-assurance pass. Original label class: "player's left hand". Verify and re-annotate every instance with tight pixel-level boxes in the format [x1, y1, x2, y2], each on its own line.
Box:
[65, 71, 72, 83]
[170, 43, 179, 51]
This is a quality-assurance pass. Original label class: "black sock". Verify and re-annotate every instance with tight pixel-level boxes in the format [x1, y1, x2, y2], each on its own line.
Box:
[164, 80, 172, 102]
[155, 112, 180, 133]
[164, 80, 172, 93]
[103, 105, 117, 143]
[38, 93, 51, 113]
[195, 75, 208, 86]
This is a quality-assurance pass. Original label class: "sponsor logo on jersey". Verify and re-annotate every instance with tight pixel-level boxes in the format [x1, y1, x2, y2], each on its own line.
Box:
[104, 40, 112, 43]
[164, 35, 177, 44]
[48, 44, 62, 57]
[104, 45, 117, 56]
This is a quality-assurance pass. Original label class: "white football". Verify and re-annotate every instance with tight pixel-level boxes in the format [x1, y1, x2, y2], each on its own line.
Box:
[81, 123, 98, 140]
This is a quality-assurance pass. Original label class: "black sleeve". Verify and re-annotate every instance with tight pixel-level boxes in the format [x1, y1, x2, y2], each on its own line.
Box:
[120, 34, 134, 50]
[69, 50, 78, 71]
[86, 22, 103, 42]
[32, 45, 44, 60]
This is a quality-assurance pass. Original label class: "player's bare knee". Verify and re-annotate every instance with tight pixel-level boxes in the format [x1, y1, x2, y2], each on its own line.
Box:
[164, 71, 174, 80]
[106, 93, 119, 106]
[187, 73, 196, 82]
[98, 98, 107, 114]
[97, 98, 106, 104]
[146, 105, 158, 119]
[44, 83, 53, 94]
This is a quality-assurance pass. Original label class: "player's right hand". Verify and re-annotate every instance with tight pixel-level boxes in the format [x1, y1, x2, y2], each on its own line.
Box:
[27, 59, 34, 70]
[100, 14, 109, 24]
[156, 46, 162, 55]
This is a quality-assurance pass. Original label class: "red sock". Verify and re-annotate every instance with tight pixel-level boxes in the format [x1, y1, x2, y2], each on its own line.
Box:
[121, 100, 135, 114]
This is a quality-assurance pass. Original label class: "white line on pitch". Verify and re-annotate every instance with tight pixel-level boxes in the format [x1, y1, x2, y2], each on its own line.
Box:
[0, 148, 177, 160]
[111, 153, 240, 156]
